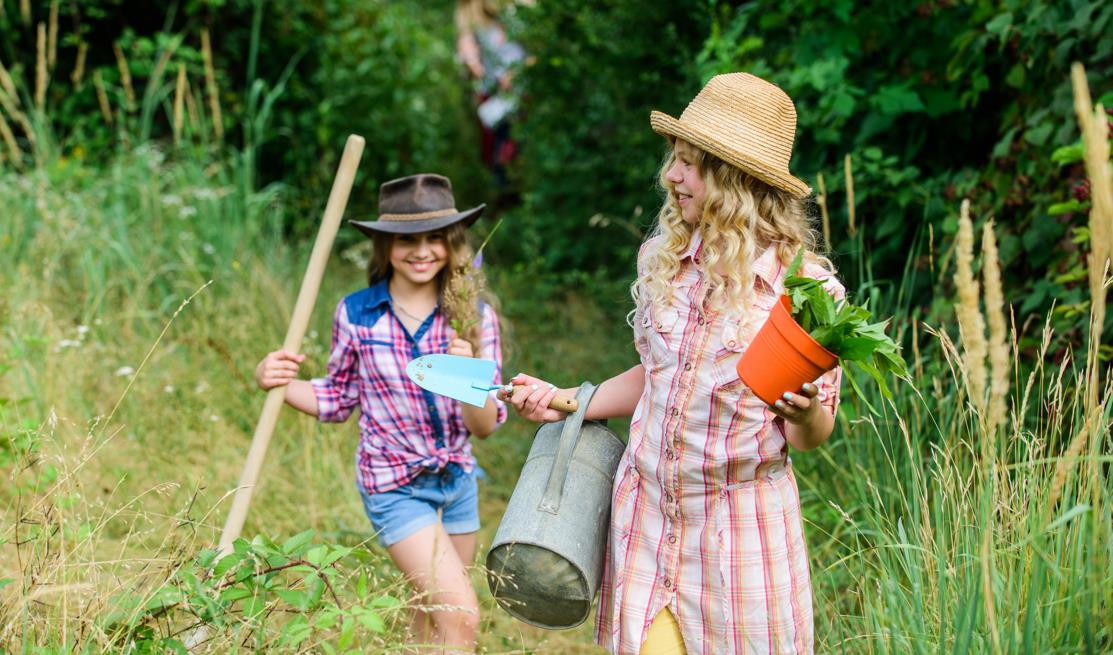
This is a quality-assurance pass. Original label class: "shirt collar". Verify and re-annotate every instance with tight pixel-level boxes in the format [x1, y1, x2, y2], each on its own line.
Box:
[752, 245, 784, 286]
[680, 230, 703, 262]
[683, 233, 783, 286]
[366, 278, 392, 309]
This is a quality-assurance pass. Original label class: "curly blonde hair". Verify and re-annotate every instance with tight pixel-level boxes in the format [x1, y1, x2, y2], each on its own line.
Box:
[633, 139, 831, 325]
[368, 224, 495, 354]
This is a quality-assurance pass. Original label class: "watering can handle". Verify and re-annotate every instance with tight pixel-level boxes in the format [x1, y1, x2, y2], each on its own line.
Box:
[537, 382, 599, 515]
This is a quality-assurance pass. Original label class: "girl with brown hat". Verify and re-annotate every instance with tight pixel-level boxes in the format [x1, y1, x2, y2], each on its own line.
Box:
[501, 73, 842, 654]
[255, 173, 506, 652]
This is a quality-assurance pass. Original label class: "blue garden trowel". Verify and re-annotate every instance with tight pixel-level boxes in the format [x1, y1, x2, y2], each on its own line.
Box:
[406, 354, 579, 412]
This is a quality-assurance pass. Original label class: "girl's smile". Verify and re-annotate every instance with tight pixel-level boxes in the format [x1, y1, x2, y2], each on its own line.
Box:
[665, 140, 706, 224]
[391, 231, 448, 286]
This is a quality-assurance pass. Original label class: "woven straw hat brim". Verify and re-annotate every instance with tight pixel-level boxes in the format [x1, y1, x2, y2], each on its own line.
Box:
[350, 204, 485, 237]
[650, 111, 811, 198]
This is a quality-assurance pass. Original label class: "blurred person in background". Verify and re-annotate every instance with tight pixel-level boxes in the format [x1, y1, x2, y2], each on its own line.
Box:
[455, 0, 527, 193]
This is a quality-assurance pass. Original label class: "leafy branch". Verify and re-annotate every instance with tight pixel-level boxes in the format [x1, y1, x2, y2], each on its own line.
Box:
[784, 249, 909, 412]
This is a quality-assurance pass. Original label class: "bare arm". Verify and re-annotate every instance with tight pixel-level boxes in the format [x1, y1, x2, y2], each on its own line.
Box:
[501, 364, 645, 423]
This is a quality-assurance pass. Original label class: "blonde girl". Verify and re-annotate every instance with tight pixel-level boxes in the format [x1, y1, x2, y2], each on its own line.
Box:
[502, 73, 842, 654]
[256, 174, 506, 653]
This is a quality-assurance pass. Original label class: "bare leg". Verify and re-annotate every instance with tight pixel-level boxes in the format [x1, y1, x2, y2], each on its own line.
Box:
[389, 524, 480, 654]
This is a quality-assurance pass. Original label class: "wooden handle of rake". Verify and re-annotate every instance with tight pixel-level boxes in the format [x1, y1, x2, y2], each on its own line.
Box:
[218, 135, 365, 556]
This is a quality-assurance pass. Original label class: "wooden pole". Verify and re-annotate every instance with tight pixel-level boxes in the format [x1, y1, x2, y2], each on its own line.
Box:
[218, 134, 365, 555]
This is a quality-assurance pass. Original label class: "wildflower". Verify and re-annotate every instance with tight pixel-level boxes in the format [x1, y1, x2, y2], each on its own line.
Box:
[163, 385, 175, 394]
[178, 206, 198, 219]
[115, 366, 135, 377]
[76, 325, 89, 337]
[202, 243, 216, 255]
[161, 194, 183, 207]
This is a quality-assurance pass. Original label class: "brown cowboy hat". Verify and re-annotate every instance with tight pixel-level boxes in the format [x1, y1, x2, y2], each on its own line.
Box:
[650, 72, 811, 198]
[350, 174, 485, 236]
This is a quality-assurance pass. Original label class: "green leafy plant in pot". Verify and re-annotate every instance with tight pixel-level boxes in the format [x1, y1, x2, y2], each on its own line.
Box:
[736, 249, 908, 413]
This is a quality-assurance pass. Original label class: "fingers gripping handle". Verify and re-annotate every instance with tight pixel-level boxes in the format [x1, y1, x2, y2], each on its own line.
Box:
[537, 382, 599, 515]
[505, 384, 579, 412]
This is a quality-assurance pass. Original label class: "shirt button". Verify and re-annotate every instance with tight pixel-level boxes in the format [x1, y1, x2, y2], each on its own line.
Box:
[665, 449, 675, 460]
[667, 533, 678, 545]
[727, 340, 737, 348]
[683, 362, 692, 371]
[697, 315, 705, 325]
[663, 578, 673, 589]
[671, 407, 679, 416]
[427, 404, 436, 413]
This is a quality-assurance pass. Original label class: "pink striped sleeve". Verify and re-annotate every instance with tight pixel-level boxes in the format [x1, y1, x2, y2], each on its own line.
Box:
[311, 301, 360, 423]
[478, 302, 508, 427]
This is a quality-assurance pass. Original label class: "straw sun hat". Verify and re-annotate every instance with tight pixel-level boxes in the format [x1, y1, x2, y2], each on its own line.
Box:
[650, 72, 811, 198]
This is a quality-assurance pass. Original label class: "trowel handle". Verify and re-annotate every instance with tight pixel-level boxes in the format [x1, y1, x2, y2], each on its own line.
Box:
[505, 385, 579, 412]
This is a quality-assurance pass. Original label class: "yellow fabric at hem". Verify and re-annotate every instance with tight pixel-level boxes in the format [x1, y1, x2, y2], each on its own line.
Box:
[639, 607, 687, 655]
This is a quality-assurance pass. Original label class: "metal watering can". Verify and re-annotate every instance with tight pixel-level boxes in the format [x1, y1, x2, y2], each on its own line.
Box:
[485, 383, 626, 629]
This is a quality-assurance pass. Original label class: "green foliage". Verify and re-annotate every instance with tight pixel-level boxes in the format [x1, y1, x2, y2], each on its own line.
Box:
[98, 532, 397, 653]
[503, 1, 710, 274]
[0, 0, 487, 240]
[784, 250, 907, 406]
[687, 0, 1113, 353]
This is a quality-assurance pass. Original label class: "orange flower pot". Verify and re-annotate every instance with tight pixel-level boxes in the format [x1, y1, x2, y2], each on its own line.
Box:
[737, 296, 838, 406]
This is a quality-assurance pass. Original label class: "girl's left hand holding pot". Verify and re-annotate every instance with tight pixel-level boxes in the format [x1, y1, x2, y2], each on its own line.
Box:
[769, 383, 821, 425]
[499, 373, 566, 424]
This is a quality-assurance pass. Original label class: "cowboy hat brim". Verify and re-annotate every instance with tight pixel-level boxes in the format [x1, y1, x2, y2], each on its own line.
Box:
[349, 204, 486, 237]
[650, 111, 811, 198]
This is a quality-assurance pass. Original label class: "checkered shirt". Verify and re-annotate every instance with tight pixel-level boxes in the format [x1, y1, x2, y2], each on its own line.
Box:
[595, 234, 843, 654]
[311, 279, 507, 494]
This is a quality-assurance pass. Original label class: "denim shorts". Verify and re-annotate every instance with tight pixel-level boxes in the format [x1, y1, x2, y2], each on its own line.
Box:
[358, 462, 480, 548]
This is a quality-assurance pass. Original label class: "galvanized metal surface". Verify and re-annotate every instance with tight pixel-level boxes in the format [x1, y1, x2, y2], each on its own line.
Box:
[486, 383, 626, 629]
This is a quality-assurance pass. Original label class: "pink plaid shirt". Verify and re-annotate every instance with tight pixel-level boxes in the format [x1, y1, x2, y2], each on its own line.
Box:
[311, 279, 507, 494]
[595, 233, 843, 654]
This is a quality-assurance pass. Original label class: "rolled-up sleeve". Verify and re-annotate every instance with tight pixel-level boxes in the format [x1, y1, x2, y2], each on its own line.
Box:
[478, 303, 508, 427]
[311, 301, 361, 423]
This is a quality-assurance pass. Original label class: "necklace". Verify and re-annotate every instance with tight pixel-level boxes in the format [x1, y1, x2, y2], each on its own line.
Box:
[393, 301, 431, 323]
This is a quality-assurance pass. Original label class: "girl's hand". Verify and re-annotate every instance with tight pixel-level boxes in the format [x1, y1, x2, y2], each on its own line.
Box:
[255, 350, 305, 391]
[770, 383, 823, 425]
[497, 373, 566, 423]
[448, 338, 474, 358]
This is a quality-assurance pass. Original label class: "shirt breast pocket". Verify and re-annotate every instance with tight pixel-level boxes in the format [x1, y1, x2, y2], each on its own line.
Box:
[712, 317, 745, 391]
[646, 308, 680, 370]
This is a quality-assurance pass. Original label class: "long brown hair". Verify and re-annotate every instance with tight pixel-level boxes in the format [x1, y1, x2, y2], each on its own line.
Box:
[367, 225, 495, 353]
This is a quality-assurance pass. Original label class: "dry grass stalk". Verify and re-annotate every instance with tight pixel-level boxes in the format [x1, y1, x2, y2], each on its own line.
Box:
[1048, 63, 1113, 510]
[954, 198, 988, 415]
[0, 58, 18, 104]
[0, 85, 33, 144]
[0, 110, 22, 167]
[47, 1, 59, 70]
[20, 0, 30, 25]
[173, 64, 185, 145]
[844, 153, 857, 237]
[816, 172, 831, 251]
[35, 22, 48, 112]
[71, 42, 88, 86]
[183, 73, 200, 132]
[93, 70, 113, 124]
[200, 28, 223, 141]
[112, 43, 136, 111]
[981, 220, 1010, 432]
